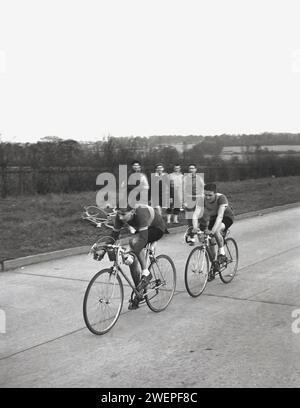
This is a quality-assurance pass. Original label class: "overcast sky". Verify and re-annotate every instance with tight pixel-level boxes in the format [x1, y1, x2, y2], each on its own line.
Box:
[0, 0, 300, 143]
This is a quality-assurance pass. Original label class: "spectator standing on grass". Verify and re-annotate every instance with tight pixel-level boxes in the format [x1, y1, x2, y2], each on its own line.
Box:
[126, 160, 149, 206]
[183, 163, 204, 240]
[166, 164, 183, 224]
[151, 163, 170, 216]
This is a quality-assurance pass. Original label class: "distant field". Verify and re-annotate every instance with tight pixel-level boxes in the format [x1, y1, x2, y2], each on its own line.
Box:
[1, 175, 300, 261]
[222, 145, 300, 153]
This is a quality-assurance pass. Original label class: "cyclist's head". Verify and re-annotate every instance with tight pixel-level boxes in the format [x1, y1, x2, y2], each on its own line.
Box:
[204, 183, 217, 201]
[116, 204, 134, 221]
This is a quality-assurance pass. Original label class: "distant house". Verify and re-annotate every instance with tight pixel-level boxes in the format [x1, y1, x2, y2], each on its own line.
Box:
[152, 142, 196, 153]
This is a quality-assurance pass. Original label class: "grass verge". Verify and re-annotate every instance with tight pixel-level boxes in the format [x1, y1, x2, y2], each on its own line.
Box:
[1, 175, 299, 260]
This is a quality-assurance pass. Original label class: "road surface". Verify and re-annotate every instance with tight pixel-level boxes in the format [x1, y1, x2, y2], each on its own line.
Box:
[1, 206, 300, 387]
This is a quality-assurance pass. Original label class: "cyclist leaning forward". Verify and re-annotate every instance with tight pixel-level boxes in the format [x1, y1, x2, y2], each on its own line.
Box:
[191, 183, 234, 277]
[96, 203, 166, 310]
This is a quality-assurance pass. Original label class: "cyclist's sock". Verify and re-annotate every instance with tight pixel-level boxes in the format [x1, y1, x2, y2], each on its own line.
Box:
[219, 247, 225, 255]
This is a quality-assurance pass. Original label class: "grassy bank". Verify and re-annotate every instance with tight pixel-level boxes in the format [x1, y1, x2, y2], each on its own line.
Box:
[1, 175, 299, 261]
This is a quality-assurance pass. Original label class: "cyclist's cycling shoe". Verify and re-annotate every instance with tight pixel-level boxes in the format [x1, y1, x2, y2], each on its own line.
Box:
[128, 297, 140, 310]
[218, 254, 227, 264]
[137, 273, 153, 292]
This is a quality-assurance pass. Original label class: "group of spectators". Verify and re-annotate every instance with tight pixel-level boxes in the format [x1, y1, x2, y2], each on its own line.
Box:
[126, 160, 203, 226]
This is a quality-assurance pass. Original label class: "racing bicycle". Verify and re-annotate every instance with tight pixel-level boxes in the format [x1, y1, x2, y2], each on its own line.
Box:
[83, 236, 177, 335]
[184, 229, 238, 297]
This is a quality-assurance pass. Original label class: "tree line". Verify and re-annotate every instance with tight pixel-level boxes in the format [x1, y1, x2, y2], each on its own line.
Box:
[0, 133, 300, 197]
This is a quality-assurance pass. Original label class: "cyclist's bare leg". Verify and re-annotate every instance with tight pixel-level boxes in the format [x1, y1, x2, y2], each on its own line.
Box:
[135, 248, 146, 271]
[129, 235, 151, 290]
[209, 240, 218, 261]
[214, 223, 226, 257]
[128, 238, 145, 309]
[128, 255, 141, 287]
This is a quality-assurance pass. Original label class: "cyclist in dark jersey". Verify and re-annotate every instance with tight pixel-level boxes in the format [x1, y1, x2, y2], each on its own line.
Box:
[192, 183, 234, 265]
[96, 204, 166, 309]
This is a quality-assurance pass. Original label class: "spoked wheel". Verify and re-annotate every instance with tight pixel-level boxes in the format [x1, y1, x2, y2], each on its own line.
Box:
[219, 238, 239, 283]
[185, 246, 209, 297]
[83, 268, 124, 335]
[145, 255, 176, 312]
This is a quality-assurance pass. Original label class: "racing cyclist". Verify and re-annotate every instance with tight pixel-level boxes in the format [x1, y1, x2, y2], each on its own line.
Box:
[95, 204, 166, 310]
[191, 183, 234, 278]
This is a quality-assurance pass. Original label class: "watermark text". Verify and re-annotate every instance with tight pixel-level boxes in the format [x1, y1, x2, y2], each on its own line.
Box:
[292, 309, 300, 334]
[0, 309, 6, 334]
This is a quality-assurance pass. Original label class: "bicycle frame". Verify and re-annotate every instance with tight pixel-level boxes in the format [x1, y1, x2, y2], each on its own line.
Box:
[198, 230, 236, 273]
[195, 233, 214, 259]
[193, 231, 226, 275]
[105, 243, 164, 302]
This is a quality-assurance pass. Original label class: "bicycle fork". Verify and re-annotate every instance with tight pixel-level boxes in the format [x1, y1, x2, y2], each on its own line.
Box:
[103, 267, 121, 304]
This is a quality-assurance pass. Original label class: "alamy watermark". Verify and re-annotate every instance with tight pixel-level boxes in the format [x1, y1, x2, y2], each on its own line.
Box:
[95, 165, 204, 219]
[0, 50, 7, 75]
[291, 309, 300, 334]
[0, 308, 6, 334]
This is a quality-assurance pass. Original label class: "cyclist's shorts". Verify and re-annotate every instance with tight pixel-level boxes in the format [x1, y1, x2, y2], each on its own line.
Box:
[147, 226, 164, 243]
[208, 216, 233, 231]
[129, 227, 164, 254]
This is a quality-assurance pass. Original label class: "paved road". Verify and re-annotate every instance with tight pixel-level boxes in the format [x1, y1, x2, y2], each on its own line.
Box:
[1, 207, 300, 388]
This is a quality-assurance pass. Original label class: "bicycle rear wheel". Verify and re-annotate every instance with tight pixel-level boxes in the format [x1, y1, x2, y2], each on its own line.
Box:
[83, 268, 123, 335]
[145, 255, 176, 312]
[184, 246, 209, 297]
[219, 238, 238, 283]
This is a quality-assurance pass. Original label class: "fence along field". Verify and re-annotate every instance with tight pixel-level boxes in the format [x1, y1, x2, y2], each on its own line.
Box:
[1, 154, 300, 198]
[0, 166, 99, 197]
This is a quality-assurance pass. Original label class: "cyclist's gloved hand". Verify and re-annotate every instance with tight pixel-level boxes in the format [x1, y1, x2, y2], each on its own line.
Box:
[192, 227, 199, 234]
[94, 248, 106, 261]
[91, 244, 106, 261]
[128, 225, 136, 234]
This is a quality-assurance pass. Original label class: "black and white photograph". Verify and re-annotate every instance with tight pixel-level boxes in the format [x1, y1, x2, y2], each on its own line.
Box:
[1, 0, 300, 392]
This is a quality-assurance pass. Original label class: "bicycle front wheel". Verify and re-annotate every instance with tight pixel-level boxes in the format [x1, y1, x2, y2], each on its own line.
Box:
[219, 238, 239, 283]
[184, 246, 209, 297]
[83, 268, 124, 335]
[146, 255, 176, 312]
